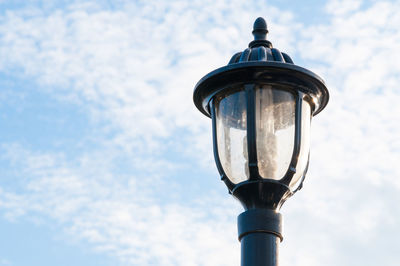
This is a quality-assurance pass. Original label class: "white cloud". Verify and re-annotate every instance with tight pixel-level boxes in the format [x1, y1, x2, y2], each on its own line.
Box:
[1, 0, 400, 265]
[0, 258, 11, 266]
[0, 1, 300, 263]
[0, 143, 241, 265]
[280, 1, 400, 265]
[325, 0, 362, 15]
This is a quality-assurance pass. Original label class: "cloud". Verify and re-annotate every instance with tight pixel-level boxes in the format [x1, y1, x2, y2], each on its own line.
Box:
[280, 1, 400, 265]
[0, 258, 11, 266]
[0, 2, 299, 265]
[0, 0, 400, 266]
[0, 143, 242, 265]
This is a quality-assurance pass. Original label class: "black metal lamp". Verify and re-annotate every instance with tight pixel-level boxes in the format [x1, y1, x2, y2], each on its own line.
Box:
[193, 17, 329, 266]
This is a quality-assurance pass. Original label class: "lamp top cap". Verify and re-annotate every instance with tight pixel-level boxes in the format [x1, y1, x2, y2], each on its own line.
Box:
[193, 17, 329, 117]
[228, 17, 293, 64]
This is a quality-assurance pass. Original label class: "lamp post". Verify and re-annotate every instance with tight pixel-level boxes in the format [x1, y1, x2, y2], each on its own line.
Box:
[193, 17, 329, 266]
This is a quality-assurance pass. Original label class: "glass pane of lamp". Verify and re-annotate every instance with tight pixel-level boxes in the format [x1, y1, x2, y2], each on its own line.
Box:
[255, 85, 295, 180]
[215, 89, 248, 184]
[289, 99, 311, 188]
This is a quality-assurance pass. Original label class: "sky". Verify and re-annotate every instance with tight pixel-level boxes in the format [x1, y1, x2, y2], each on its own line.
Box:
[0, 0, 399, 265]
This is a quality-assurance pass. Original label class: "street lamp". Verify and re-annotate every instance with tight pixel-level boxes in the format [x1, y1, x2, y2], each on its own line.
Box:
[193, 17, 329, 265]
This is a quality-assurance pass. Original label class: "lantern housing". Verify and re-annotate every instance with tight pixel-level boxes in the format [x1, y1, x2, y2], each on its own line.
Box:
[193, 17, 329, 210]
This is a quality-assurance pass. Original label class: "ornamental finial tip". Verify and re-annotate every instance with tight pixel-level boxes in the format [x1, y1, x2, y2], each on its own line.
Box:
[252, 17, 268, 41]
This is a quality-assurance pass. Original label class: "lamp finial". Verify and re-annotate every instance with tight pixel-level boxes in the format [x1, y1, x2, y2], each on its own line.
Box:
[252, 17, 268, 41]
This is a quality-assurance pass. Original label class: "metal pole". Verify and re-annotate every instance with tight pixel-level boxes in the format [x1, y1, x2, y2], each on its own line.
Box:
[238, 209, 283, 266]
